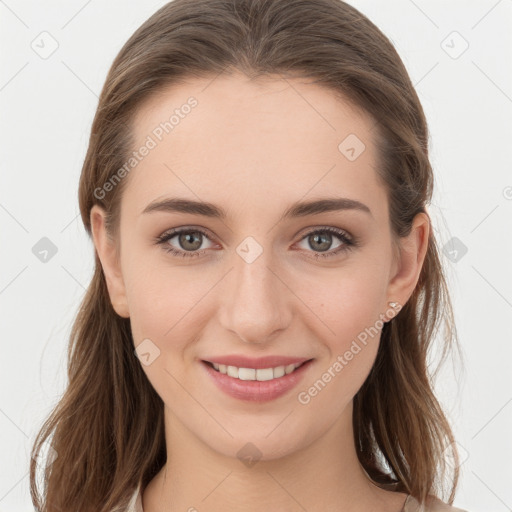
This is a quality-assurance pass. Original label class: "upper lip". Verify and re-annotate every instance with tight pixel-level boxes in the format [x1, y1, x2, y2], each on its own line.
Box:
[202, 355, 313, 369]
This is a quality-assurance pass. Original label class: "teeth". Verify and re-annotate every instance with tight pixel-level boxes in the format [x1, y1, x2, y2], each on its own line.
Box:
[273, 365, 285, 378]
[227, 365, 238, 378]
[239, 367, 256, 380]
[209, 361, 304, 381]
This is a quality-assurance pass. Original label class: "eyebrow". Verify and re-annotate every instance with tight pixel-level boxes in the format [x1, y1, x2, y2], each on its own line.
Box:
[141, 196, 372, 220]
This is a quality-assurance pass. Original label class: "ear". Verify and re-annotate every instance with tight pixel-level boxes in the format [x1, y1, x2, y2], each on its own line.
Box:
[90, 205, 130, 318]
[386, 211, 430, 310]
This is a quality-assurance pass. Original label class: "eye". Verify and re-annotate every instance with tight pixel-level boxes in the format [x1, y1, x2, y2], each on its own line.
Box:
[295, 226, 357, 259]
[154, 226, 358, 259]
[154, 227, 216, 258]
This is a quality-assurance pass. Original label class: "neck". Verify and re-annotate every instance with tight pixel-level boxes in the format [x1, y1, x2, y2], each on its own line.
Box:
[142, 400, 407, 512]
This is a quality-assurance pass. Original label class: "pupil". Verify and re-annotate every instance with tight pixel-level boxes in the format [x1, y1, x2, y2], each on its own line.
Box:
[180, 232, 202, 251]
[311, 233, 331, 252]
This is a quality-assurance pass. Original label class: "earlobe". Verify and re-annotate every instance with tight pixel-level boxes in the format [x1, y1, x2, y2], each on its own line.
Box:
[90, 205, 130, 318]
[386, 212, 430, 309]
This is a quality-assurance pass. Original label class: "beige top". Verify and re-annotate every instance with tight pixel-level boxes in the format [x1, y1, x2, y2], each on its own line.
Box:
[125, 483, 469, 511]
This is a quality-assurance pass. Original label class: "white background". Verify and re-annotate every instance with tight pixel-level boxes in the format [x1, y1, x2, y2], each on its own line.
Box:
[1, 1, 511, 510]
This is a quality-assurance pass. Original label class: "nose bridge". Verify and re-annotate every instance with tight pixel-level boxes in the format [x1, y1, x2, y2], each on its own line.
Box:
[219, 240, 290, 344]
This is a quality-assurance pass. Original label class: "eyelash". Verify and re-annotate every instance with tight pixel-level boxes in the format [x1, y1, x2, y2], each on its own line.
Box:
[154, 226, 358, 260]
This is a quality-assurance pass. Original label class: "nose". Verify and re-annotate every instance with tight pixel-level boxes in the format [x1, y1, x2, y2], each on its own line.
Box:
[218, 247, 292, 346]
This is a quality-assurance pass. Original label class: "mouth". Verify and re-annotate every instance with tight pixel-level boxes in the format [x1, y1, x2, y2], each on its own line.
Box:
[202, 359, 313, 382]
[200, 357, 314, 402]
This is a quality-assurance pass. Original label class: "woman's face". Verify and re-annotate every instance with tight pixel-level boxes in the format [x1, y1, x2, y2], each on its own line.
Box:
[92, 71, 427, 461]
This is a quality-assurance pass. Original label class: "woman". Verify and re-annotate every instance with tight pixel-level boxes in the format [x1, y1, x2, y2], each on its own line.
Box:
[30, 1, 469, 511]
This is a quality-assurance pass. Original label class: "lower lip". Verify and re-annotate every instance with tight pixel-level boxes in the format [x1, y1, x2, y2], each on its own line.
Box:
[200, 359, 314, 403]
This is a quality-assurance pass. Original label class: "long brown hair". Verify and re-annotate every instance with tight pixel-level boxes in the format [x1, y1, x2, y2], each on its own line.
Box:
[30, 0, 463, 510]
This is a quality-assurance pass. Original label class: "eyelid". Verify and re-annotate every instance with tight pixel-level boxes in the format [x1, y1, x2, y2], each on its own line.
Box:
[154, 226, 218, 251]
[156, 225, 218, 242]
[296, 224, 352, 240]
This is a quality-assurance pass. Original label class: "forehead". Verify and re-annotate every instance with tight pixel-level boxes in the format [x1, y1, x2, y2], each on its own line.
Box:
[123, 71, 385, 220]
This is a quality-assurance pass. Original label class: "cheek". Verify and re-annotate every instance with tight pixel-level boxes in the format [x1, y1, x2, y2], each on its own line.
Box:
[124, 258, 225, 380]
[122, 246, 191, 346]
[125, 266, 208, 400]
[293, 259, 390, 403]
[302, 262, 389, 348]
[295, 270, 388, 416]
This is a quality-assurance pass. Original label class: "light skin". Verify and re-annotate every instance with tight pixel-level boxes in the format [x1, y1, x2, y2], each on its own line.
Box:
[91, 70, 429, 512]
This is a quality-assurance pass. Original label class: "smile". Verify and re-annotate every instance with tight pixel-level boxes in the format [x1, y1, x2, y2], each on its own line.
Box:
[201, 359, 314, 402]
[204, 360, 307, 381]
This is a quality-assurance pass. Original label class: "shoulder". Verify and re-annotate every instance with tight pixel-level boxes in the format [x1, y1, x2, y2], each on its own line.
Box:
[125, 485, 143, 512]
[405, 494, 470, 512]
